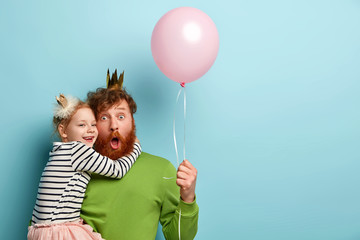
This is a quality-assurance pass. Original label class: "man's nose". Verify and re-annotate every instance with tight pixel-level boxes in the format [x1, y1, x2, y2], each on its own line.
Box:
[110, 118, 119, 131]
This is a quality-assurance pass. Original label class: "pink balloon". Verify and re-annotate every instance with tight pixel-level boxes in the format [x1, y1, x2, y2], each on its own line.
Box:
[151, 7, 219, 84]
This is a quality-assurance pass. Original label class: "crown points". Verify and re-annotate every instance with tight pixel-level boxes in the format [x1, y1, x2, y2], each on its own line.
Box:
[107, 69, 124, 90]
[56, 94, 67, 108]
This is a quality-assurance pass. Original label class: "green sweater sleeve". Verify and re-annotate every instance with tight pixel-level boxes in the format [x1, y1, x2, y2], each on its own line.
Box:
[160, 162, 199, 240]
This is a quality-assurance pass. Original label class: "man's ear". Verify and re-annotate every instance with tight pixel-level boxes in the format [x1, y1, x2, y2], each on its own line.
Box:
[58, 124, 67, 140]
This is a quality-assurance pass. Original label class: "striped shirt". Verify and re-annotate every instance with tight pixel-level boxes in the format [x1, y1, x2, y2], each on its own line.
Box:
[31, 141, 141, 225]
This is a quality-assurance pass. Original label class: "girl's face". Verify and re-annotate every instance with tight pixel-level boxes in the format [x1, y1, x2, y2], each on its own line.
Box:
[59, 107, 98, 147]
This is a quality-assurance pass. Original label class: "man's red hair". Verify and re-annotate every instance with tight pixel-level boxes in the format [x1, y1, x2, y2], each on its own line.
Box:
[87, 88, 137, 120]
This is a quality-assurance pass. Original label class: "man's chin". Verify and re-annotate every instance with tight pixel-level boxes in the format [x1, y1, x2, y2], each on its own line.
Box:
[107, 147, 130, 160]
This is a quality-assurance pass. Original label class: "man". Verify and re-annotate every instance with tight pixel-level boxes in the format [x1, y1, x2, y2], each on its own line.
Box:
[80, 70, 199, 239]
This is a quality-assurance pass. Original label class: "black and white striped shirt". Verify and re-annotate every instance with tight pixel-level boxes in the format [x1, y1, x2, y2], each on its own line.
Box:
[31, 141, 141, 225]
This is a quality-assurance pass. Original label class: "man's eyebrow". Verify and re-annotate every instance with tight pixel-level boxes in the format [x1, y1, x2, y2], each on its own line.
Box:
[115, 107, 126, 110]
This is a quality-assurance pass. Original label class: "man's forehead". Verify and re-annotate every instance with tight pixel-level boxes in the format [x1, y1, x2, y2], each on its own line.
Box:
[101, 100, 130, 113]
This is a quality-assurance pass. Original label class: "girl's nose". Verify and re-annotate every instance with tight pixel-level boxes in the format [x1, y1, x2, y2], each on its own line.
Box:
[87, 126, 95, 133]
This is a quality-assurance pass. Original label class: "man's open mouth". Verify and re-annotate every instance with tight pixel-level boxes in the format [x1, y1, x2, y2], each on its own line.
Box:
[110, 137, 120, 150]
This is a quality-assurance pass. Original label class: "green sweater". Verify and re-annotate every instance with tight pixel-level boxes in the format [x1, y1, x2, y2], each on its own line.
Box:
[80, 152, 199, 240]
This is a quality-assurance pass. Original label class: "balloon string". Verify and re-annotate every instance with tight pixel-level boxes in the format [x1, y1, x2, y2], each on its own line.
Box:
[173, 87, 182, 167]
[183, 86, 186, 161]
[180, 85, 186, 240]
[178, 208, 182, 240]
[173, 83, 186, 240]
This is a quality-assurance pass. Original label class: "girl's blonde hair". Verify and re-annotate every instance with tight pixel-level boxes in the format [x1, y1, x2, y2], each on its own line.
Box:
[52, 94, 89, 138]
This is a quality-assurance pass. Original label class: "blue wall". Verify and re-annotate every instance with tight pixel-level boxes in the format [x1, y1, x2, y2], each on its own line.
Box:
[1, 0, 360, 239]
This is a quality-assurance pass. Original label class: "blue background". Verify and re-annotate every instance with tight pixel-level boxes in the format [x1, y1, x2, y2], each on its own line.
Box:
[1, 0, 360, 239]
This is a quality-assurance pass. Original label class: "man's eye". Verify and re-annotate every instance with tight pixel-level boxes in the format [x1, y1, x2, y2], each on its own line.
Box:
[119, 115, 125, 120]
[101, 116, 107, 120]
[79, 124, 85, 127]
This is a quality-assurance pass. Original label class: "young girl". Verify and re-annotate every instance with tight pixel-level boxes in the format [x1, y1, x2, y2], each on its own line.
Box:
[28, 94, 141, 240]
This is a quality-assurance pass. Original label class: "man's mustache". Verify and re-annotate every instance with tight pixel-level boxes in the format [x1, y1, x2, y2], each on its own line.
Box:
[105, 131, 126, 146]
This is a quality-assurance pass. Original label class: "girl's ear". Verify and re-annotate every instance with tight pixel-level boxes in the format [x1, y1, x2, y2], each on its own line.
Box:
[58, 124, 67, 141]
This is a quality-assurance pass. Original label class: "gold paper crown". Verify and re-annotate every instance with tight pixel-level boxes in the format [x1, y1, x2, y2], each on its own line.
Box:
[107, 69, 124, 90]
[56, 94, 67, 108]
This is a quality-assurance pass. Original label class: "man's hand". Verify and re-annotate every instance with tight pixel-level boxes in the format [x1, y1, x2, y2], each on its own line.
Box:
[176, 159, 197, 203]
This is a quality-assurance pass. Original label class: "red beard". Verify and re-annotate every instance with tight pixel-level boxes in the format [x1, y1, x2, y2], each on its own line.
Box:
[94, 122, 136, 160]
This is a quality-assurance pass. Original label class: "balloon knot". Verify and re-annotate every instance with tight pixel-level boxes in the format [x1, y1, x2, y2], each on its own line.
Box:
[180, 82, 185, 88]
